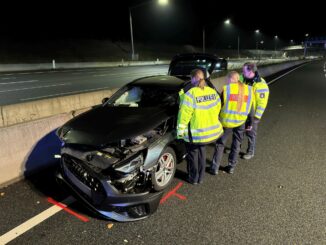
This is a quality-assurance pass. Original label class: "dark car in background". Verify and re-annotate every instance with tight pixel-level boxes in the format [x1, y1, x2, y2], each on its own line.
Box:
[169, 53, 228, 78]
[55, 53, 227, 222]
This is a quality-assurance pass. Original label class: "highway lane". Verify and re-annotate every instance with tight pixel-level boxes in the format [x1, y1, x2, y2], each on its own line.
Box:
[0, 59, 295, 106]
[0, 60, 325, 244]
[0, 66, 168, 105]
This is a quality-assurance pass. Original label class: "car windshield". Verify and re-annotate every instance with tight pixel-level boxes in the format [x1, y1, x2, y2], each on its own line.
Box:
[169, 59, 213, 76]
[109, 86, 178, 107]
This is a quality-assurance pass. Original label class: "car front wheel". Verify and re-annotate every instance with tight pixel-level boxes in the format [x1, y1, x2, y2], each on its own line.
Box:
[151, 147, 177, 191]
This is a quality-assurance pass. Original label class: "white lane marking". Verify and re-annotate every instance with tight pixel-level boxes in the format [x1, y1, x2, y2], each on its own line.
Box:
[93, 74, 109, 77]
[0, 83, 70, 93]
[0, 197, 75, 245]
[92, 71, 166, 77]
[20, 86, 115, 101]
[0, 80, 39, 85]
[1, 77, 16, 80]
[267, 63, 308, 85]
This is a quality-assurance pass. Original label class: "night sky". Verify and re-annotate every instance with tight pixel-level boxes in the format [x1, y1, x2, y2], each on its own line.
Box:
[0, 0, 324, 49]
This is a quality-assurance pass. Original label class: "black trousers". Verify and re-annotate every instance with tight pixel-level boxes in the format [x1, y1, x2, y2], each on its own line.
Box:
[211, 124, 245, 171]
[185, 143, 206, 183]
[245, 118, 260, 155]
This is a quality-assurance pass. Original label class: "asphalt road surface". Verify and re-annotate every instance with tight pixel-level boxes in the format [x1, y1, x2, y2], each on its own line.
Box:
[0, 65, 168, 105]
[0, 60, 325, 244]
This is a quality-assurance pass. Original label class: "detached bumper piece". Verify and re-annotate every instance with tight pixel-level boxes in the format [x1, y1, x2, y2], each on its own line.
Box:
[56, 154, 163, 222]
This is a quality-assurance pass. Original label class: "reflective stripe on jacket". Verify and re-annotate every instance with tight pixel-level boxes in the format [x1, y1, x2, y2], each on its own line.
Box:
[177, 86, 223, 144]
[240, 75, 269, 119]
[220, 83, 254, 128]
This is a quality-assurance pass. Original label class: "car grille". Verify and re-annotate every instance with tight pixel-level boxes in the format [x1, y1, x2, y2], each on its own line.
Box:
[114, 204, 149, 219]
[62, 154, 105, 195]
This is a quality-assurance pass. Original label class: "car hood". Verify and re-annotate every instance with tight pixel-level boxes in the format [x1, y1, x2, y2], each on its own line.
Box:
[57, 106, 174, 147]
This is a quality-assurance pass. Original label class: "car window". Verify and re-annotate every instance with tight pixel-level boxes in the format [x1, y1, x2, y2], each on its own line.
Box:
[169, 60, 212, 77]
[114, 86, 143, 107]
[110, 86, 178, 108]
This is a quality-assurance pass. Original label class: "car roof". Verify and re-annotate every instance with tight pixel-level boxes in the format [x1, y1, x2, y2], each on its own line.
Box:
[130, 75, 185, 90]
[170, 53, 224, 62]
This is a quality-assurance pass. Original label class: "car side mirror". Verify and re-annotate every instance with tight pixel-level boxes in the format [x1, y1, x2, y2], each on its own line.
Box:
[102, 97, 109, 104]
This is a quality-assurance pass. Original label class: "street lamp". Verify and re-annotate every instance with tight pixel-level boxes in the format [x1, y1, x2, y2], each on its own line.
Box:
[158, 0, 168, 5]
[202, 18, 232, 54]
[129, 0, 168, 60]
[255, 29, 261, 57]
[274, 35, 278, 58]
[202, 19, 240, 57]
[223, 19, 240, 58]
[274, 35, 278, 45]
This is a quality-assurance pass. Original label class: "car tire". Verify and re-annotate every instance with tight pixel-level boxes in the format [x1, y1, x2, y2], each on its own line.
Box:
[151, 147, 177, 191]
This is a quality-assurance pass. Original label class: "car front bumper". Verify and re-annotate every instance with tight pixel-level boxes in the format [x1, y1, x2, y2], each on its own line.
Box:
[56, 162, 163, 222]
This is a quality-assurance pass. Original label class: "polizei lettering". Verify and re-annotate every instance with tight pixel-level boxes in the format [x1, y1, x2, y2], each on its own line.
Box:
[196, 94, 216, 103]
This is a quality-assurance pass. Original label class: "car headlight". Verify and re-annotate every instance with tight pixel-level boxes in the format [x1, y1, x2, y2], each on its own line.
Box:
[114, 153, 144, 173]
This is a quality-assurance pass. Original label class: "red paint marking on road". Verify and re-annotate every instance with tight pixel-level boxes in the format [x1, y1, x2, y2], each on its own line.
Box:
[47, 197, 90, 222]
[173, 193, 187, 200]
[160, 182, 186, 204]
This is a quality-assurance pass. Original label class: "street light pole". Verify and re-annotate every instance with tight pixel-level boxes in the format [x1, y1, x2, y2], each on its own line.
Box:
[203, 26, 205, 53]
[255, 29, 260, 58]
[274, 36, 278, 50]
[128, 0, 169, 60]
[237, 35, 240, 58]
[129, 8, 135, 60]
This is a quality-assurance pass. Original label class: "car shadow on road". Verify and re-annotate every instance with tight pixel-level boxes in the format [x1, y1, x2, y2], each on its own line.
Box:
[23, 128, 66, 200]
[23, 128, 99, 219]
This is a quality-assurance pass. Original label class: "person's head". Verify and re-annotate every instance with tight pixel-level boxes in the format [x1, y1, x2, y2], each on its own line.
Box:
[242, 62, 257, 79]
[226, 71, 240, 84]
[190, 69, 205, 86]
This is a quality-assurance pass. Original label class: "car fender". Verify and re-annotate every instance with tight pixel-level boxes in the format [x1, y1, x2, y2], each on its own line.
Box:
[142, 132, 175, 171]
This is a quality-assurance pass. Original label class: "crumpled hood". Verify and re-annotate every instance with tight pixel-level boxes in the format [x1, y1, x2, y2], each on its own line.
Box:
[57, 106, 174, 147]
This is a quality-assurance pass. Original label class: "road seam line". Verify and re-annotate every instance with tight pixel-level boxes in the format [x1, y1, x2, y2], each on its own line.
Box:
[0, 197, 75, 245]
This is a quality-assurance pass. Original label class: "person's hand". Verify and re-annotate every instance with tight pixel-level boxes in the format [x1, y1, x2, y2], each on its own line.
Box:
[246, 125, 253, 131]
[177, 130, 184, 139]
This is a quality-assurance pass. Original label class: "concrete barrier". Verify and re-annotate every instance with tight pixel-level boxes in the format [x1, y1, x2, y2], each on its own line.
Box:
[0, 88, 118, 127]
[211, 60, 308, 92]
[0, 58, 300, 73]
[0, 114, 71, 187]
[0, 60, 310, 187]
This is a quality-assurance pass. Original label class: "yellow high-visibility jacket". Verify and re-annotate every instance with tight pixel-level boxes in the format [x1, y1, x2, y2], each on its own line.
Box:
[220, 83, 254, 128]
[240, 74, 269, 119]
[177, 86, 223, 144]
